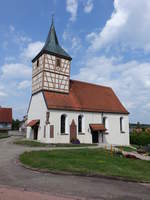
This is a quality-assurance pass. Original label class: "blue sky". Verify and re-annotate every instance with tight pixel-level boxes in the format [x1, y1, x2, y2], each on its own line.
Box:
[0, 0, 150, 123]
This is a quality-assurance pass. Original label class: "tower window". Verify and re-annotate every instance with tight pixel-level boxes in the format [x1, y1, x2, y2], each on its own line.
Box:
[56, 58, 61, 67]
[37, 59, 39, 67]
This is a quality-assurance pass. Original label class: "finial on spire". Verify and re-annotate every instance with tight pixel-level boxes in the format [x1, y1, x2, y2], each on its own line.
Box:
[51, 13, 55, 25]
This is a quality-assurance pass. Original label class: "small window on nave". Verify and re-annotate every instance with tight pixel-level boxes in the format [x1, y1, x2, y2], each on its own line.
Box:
[61, 114, 66, 134]
[120, 117, 124, 133]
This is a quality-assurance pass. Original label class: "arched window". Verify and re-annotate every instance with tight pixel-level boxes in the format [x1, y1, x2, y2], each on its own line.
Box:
[103, 117, 106, 128]
[102, 116, 109, 130]
[61, 114, 66, 134]
[120, 117, 123, 132]
[78, 115, 83, 133]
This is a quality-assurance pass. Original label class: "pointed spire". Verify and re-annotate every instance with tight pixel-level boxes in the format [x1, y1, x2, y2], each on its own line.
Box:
[41, 17, 71, 60]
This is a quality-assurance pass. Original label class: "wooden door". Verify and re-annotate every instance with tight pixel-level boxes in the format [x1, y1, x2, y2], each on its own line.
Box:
[33, 125, 38, 140]
[70, 120, 77, 142]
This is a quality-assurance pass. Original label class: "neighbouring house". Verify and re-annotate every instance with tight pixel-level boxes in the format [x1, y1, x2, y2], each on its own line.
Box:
[19, 115, 27, 134]
[0, 107, 12, 132]
[27, 19, 130, 145]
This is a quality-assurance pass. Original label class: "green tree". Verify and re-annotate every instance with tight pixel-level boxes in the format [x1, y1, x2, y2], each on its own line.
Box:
[12, 119, 21, 130]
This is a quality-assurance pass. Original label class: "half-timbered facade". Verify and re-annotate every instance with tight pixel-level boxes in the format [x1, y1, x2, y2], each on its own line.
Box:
[27, 19, 130, 145]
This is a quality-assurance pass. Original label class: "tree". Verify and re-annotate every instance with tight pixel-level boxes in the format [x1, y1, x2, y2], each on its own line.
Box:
[12, 119, 21, 130]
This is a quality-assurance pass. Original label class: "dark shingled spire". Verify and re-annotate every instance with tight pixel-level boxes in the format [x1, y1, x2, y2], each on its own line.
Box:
[32, 17, 72, 62]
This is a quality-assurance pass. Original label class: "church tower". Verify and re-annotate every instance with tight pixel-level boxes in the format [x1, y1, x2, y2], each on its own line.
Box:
[31, 18, 72, 94]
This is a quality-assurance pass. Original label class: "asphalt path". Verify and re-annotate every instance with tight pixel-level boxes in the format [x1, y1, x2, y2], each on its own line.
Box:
[0, 136, 150, 200]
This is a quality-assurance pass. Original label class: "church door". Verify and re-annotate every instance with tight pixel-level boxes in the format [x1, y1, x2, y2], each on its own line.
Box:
[33, 125, 38, 140]
[70, 120, 77, 142]
[92, 131, 99, 143]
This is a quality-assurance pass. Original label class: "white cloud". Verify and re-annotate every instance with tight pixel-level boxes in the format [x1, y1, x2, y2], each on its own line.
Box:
[9, 26, 31, 45]
[4, 56, 16, 63]
[63, 30, 81, 55]
[9, 25, 15, 32]
[0, 91, 7, 97]
[0, 85, 7, 97]
[84, 0, 93, 13]
[66, 0, 78, 22]
[71, 37, 81, 52]
[73, 56, 150, 122]
[1, 63, 31, 80]
[18, 80, 31, 89]
[21, 41, 44, 60]
[87, 0, 150, 52]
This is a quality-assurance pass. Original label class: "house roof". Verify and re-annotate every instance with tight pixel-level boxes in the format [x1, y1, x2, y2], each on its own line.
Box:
[43, 80, 129, 114]
[32, 18, 71, 62]
[90, 124, 106, 132]
[0, 108, 12, 123]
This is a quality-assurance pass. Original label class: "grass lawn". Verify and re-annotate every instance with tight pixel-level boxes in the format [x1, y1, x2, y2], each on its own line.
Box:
[0, 133, 10, 139]
[14, 140, 97, 147]
[116, 146, 136, 152]
[20, 148, 150, 181]
[14, 140, 51, 147]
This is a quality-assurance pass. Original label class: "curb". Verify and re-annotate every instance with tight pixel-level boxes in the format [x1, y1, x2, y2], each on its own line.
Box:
[17, 159, 150, 184]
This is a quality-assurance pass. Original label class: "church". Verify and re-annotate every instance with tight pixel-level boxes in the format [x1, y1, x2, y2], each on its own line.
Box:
[27, 19, 130, 145]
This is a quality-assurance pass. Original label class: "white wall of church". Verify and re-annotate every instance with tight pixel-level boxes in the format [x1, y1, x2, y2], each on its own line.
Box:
[47, 110, 129, 145]
[27, 92, 47, 142]
[27, 94, 129, 145]
[102, 113, 129, 145]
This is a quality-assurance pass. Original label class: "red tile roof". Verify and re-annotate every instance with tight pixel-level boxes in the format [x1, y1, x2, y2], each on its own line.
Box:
[43, 80, 129, 114]
[0, 108, 12, 123]
[27, 120, 40, 127]
[90, 124, 106, 132]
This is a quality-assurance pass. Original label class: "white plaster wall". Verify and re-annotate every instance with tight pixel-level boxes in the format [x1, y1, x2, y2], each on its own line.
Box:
[49, 110, 103, 144]
[27, 94, 129, 146]
[48, 110, 129, 145]
[27, 92, 47, 142]
[102, 113, 130, 146]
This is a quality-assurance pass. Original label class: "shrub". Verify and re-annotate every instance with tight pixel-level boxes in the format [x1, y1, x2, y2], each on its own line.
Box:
[137, 148, 147, 154]
[130, 131, 150, 146]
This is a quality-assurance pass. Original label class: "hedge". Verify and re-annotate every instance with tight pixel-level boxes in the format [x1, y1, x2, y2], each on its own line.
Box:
[130, 132, 150, 146]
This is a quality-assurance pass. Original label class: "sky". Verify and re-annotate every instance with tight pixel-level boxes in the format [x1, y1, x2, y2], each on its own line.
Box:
[0, 0, 150, 123]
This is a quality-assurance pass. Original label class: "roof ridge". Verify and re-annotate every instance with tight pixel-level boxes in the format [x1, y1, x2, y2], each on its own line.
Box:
[70, 79, 112, 89]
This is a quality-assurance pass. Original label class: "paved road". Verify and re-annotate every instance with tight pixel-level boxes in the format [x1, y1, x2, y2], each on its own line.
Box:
[0, 137, 150, 200]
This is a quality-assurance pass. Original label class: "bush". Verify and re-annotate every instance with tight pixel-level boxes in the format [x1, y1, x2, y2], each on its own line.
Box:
[130, 131, 150, 146]
[137, 147, 147, 154]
